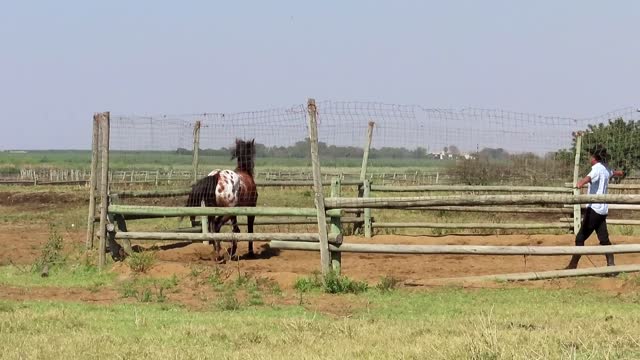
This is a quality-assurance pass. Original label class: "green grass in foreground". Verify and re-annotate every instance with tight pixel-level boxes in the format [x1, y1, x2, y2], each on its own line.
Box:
[0, 264, 116, 289]
[1, 286, 640, 359]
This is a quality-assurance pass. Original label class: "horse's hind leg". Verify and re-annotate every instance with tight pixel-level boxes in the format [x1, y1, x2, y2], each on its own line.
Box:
[247, 215, 255, 258]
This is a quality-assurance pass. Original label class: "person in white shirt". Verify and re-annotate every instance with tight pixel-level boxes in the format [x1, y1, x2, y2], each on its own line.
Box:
[565, 146, 625, 270]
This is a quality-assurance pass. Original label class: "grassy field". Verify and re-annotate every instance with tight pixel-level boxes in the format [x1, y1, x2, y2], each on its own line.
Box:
[0, 150, 453, 171]
[1, 262, 640, 359]
[2, 156, 640, 358]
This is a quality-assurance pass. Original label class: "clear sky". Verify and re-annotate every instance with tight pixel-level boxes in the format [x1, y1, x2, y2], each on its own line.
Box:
[1, 0, 638, 150]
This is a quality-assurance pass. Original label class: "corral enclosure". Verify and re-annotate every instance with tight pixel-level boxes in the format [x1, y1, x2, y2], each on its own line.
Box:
[84, 100, 640, 281]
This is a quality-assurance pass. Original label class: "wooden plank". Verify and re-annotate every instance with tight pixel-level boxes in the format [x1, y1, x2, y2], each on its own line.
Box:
[363, 179, 372, 238]
[97, 112, 110, 268]
[371, 185, 571, 193]
[359, 121, 375, 181]
[108, 204, 343, 217]
[330, 177, 342, 273]
[307, 98, 331, 274]
[572, 134, 583, 234]
[373, 222, 571, 229]
[559, 218, 640, 226]
[85, 115, 100, 249]
[405, 206, 572, 214]
[269, 242, 640, 255]
[192, 121, 201, 182]
[325, 194, 640, 209]
[414, 264, 640, 284]
[116, 231, 342, 244]
[565, 182, 640, 190]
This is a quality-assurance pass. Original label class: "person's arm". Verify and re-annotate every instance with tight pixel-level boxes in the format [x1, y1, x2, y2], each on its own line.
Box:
[611, 170, 625, 178]
[575, 175, 591, 189]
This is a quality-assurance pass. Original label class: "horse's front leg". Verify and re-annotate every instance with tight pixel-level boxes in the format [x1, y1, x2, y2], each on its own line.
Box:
[247, 215, 255, 258]
[212, 216, 225, 263]
[230, 216, 240, 260]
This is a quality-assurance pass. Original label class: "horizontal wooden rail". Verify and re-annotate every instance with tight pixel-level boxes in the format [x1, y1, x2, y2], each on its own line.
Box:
[108, 204, 343, 218]
[188, 216, 367, 227]
[391, 206, 572, 214]
[371, 185, 571, 193]
[566, 204, 640, 211]
[116, 231, 343, 244]
[559, 218, 640, 226]
[373, 222, 571, 229]
[565, 182, 640, 190]
[325, 194, 640, 209]
[113, 180, 364, 198]
[269, 242, 640, 255]
[408, 264, 640, 284]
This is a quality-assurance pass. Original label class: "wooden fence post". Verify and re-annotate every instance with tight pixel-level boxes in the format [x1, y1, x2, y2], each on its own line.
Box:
[360, 121, 375, 181]
[307, 98, 331, 274]
[363, 179, 372, 238]
[573, 134, 583, 234]
[97, 112, 110, 269]
[192, 120, 201, 182]
[330, 177, 343, 273]
[354, 121, 375, 234]
[85, 115, 100, 249]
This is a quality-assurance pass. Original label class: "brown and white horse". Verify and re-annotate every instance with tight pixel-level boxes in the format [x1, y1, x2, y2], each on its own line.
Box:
[186, 139, 258, 262]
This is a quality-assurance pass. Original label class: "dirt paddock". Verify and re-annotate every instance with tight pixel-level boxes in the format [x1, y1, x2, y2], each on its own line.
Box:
[2, 223, 639, 288]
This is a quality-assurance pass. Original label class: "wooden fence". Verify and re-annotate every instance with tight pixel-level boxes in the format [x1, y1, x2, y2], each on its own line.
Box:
[87, 102, 640, 282]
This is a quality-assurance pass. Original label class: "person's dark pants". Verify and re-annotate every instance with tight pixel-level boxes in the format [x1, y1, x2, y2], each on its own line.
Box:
[566, 208, 615, 269]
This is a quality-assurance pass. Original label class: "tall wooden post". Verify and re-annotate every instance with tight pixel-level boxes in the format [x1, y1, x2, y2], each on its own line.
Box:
[85, 115, 100, 249]
[360, 121, 375, 181]
[330, 177, 342, 273]
[356, 121, 375, 234]
[363, 179, 372, 238]
[192, 121, 201, 182]
[307, 99, 331, 274]
[97, 112, 110, 268]
[572, 134, 583, 234]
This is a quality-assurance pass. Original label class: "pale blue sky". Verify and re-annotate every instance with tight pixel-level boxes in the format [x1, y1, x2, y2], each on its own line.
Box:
[1, 1, 638, 150]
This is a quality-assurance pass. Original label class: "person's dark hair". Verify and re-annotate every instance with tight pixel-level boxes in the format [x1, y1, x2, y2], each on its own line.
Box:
[590, 144, 609, 163]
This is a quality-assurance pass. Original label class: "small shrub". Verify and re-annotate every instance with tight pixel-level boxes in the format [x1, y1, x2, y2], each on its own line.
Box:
[208, 268, 225, 291]
[120, 281, 138, 298]
[33, 225, 65, 272]
[218, 289, 241, 311]
[619, 225, 634, 236]
[127, 251, 155, 273]
[294, 271, 369, 294]
[139, 288, 153, 303]
[376, 276, 400, 293]
[294, 272, 323, 293]
[323, 271, 369, 294]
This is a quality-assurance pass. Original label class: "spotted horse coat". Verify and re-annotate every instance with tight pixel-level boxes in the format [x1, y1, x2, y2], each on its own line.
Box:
[208, 169, 243, 207]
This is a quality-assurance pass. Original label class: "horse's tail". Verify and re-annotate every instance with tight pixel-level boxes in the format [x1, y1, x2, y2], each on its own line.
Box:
[185, 174, 218, 226]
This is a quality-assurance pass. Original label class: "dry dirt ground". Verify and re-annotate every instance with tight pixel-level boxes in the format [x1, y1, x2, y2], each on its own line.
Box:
[1, 190, 640, 311]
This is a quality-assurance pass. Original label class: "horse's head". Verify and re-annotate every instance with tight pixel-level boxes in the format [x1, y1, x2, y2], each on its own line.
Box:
[231, 138, 256, 160]
[231, 138, 256, 175]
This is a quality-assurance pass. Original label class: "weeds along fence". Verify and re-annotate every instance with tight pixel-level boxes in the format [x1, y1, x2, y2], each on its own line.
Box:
[88, 100, 640, 280]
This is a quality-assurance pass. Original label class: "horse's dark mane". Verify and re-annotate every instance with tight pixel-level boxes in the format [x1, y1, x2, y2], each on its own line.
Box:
[232, 138, 255, 176]
[186, 174, 219, 208]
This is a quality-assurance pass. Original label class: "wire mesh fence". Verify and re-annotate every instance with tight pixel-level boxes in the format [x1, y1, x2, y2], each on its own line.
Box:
[106, 101, 640, 192]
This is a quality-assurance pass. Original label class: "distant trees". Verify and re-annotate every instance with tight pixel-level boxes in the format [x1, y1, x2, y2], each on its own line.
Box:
[177, 140, 447, 160]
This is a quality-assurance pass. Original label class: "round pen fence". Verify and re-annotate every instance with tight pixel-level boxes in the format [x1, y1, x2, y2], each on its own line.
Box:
[86, 100, 640, 282]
